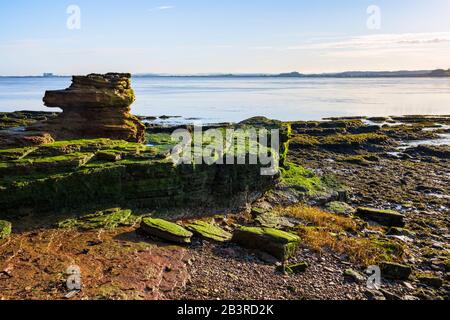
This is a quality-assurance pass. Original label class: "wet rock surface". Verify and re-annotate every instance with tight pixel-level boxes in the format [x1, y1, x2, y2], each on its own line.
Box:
[0, 224, 190, 300]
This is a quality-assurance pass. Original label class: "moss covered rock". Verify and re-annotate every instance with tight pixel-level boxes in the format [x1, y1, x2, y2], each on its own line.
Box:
[344, 268, 365, 283]
[417, 274, 443, 289]
[280, 162, 330, 195]
[232, 226, 300, 261]
[0, 111, 58, 130]
[140, 218, 193, 244]
[355, 207, 405, 227]
[254, 212, 294, 229]
[326, 201, 355, 216]
[186, 220, 232, 242]
[0, 220, 12, 239]
[0, 137, 277, 214]
[96, 151, 122, 162]
[380, 262, 412, 280]
[290, 130, 392, 153]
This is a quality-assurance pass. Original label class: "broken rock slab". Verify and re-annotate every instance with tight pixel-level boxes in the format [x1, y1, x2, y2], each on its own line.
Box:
[140, 218, 193, 244]
[185, 220, 232, 242]
[355, 207, 405, 227]
[232, 226, 300, 261]
[380, 261, 412, 280]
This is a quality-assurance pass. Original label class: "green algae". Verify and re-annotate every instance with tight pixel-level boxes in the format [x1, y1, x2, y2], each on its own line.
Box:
[96, 150, 122, 162]
[0, 220, 12, 239]
[321, 133, 388, 146]
[289, 132, 391, 151]
[325, 201, 355, 215]
[140, 218, 193, 244]
[0, 134, 277, 214]
[337, 154, 380, 166]
[370, 238, 405, 262]
[280, 162, 325, 195]
[236, 226, 300, 244]
[57, 208, 138, 230]
[142, 218, 192, 237]
[0, 147, 37, 161]
[186, 220, 232, 242]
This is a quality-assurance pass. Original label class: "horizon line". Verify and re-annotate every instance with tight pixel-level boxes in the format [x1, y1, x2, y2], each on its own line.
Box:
[1, 67, 449, 78]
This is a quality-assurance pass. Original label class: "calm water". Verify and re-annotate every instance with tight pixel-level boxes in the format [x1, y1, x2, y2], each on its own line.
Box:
[0, 77, 449, 123]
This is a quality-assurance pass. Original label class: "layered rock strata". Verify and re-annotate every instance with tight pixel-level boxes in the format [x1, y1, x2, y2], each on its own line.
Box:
[37, 73, 145, 143]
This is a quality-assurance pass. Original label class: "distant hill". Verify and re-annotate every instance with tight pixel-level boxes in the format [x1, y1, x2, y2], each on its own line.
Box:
[134, 69, 450, 79]
[429, 69, 450, 77]
[278, 69, 450, 78]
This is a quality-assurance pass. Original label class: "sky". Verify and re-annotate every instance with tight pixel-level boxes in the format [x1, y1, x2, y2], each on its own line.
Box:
[1, 0, 450, 75]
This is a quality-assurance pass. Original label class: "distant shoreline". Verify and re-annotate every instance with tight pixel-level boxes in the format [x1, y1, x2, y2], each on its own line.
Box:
[1, 69, 450, 79]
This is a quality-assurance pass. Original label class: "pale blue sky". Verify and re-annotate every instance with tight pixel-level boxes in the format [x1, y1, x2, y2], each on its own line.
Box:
[1, 0, 450, 75]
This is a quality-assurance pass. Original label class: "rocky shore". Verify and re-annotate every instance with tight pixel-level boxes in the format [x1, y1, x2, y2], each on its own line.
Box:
[0, 76, 448, 301]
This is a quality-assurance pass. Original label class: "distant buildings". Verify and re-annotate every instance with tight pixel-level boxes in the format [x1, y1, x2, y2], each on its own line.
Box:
[43, 73, 54, 77]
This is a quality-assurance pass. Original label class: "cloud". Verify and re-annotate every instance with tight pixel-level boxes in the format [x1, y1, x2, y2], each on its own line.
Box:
[286, 32, 450, 51]
[294, 32, 450, 61]
[150, 5, 175, 11]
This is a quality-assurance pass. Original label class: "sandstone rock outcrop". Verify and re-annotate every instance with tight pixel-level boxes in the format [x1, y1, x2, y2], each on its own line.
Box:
[37, 73, 145, 143]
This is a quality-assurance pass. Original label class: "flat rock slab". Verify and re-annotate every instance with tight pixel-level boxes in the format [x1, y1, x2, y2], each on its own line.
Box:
[380, 262, 412, 280]
[232, 226, 300, 261]
[140, 218, 193, 244]
[185, 221, 232, 242]
[58, 208, 136, 230]
[0, 226, 191, 300]
[355, 207, 405, 227]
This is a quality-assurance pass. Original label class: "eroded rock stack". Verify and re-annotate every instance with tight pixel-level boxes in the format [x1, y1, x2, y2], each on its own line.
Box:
[38, 73, 145, 143]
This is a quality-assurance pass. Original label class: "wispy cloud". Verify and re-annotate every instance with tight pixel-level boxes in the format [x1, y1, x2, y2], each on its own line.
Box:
[287, 32, 450, 51]
[244, 32, 450, 52]
[149, 5, 175, 12]
[293, 32, 450, 61]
